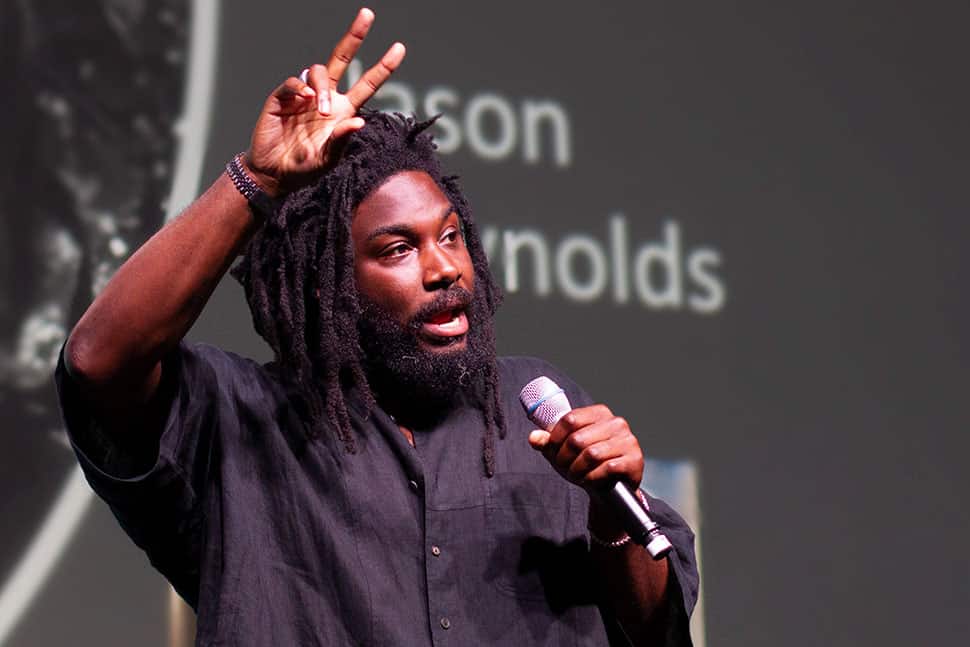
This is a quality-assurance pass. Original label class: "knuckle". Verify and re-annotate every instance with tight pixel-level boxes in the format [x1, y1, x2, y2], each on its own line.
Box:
[584, 444, 604, 463]
[565, 432, 586, 452]
[379, 58, 396, 74]
[595, 404, 613, 418]
[348, 25, 369, 39]
[627, 440, 643, 460]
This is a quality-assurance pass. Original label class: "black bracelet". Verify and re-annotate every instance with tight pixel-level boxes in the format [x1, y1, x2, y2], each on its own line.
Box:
[225, 152, 279, 221]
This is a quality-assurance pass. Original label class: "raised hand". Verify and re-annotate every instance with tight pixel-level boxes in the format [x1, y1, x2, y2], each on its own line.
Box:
[528, 404, 645, 494]
[246, 8, 405, 196]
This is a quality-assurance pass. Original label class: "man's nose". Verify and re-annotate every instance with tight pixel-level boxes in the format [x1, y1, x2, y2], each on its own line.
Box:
[422, 246, 461, 290]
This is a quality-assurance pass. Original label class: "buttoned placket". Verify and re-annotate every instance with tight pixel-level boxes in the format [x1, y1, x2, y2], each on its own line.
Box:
[383, 402, 482, 645]
[414, 423, 473, 646]
[404, 462, 457, 643]
[425, 499, 457, 644]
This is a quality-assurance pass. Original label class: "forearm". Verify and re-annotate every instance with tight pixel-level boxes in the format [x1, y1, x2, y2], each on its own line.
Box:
[65, 170, 259, 400]
[62, 7, 404, 424]
[588, 498, 672, 645]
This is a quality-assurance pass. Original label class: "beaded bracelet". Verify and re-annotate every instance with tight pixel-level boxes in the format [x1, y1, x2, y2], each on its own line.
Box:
[225, 152, 279, 221]
[588, 489, 650, 549]
[588, 528, 634, 548]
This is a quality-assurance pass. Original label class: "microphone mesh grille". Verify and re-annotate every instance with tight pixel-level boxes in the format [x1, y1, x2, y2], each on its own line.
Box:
[519, 376, 572, 430]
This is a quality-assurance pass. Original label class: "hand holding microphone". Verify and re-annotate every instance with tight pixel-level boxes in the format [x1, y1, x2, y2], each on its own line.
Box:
[520, 377, 672, 559]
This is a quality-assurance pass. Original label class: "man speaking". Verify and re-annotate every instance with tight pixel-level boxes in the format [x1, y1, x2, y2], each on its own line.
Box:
[56, 8, 697, 645]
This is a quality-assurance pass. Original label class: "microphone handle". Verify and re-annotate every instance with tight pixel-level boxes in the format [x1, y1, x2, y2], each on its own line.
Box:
[599, 481, 672, 559]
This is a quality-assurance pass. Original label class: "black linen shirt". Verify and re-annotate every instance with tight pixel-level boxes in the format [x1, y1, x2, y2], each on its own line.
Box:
[56, 343, 698, 646]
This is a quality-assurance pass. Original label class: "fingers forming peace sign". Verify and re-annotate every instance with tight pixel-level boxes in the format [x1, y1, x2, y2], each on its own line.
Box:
[247, 8, 406, 196]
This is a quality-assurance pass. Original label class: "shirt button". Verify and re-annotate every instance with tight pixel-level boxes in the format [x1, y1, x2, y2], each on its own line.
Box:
[440, 617, 451, 630]
[408, 479, 419, 492]
[431, 545, 441, 556]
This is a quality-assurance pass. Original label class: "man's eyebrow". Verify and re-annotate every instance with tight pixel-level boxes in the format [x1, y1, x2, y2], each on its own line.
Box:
[438, 204, 458, 228]
[366, 223, 414, 243]
[365, 205, 457, 243]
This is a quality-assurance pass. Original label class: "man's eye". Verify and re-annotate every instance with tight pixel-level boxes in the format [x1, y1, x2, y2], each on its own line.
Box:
[441, 229, 460, 244]
[383, 243, 411, 257]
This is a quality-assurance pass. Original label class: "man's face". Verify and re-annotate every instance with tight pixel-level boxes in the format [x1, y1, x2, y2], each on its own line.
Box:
[352, 170, 476, 352]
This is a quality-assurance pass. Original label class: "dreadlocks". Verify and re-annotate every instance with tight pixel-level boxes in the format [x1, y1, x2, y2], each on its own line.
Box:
[231, 111, 505, 476]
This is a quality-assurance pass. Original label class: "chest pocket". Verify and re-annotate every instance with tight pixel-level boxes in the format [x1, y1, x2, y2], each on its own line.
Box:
[484, 472, 590, 602]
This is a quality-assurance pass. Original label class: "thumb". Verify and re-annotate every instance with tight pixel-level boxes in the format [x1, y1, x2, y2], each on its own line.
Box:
[266, 77, 316, 116]
[528, 429, 551, 450]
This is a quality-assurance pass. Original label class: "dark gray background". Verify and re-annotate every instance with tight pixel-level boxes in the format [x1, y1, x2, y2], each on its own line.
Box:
[3, 1, 968, 645]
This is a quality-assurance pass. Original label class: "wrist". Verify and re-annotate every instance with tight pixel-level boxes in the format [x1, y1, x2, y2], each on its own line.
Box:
[588, 498, 628, 543]
[225, 152, 281, 221]
[587, 488, 649, 548]
[240, 152, 282, 198]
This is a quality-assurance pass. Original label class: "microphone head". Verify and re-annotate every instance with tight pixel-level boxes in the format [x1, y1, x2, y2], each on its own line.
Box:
[519, 376, 572, 431]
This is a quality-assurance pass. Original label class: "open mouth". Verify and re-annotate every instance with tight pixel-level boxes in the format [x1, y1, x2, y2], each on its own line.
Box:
[419, 308, 469, 343]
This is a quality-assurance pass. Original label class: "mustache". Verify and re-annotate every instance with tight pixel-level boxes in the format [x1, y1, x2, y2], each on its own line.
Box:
[407, 286, 474, 330]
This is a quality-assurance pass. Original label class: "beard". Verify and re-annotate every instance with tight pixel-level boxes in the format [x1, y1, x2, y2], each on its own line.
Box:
[357, 285, 494, 423]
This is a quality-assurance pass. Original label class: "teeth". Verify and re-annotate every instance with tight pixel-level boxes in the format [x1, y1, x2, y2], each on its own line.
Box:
[438, 313, 459, 330]
[425, 310, 462, 333]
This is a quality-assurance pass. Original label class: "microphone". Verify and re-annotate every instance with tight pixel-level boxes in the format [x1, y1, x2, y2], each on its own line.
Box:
[519, 376, 673, 560]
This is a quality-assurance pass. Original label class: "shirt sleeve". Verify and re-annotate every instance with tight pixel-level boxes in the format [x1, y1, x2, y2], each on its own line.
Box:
[642, 492, 699, 646]
[53, 341, 261, 607]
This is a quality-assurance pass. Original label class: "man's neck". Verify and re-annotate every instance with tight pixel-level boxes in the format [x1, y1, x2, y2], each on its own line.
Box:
[397, 423, 415, 447]
[374, 385, 457, 432]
